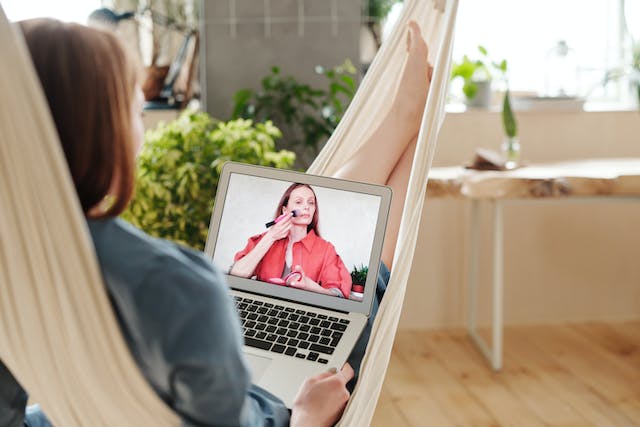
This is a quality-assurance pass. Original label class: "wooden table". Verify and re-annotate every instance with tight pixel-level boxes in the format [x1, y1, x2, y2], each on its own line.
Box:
[425, 158, 640, 370]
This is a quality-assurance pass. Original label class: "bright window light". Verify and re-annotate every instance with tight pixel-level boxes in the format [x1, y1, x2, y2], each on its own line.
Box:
[384, 0, 633, 107]
[0, 0, 101, 24]
[452, 0, 624, 101]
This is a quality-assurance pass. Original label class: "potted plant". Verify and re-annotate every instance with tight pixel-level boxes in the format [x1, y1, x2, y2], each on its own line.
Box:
[350, 264, 368, 300]
[121, 110, 295, 250]
[231, 60, 357, 169]
[451, 45, 507, 108]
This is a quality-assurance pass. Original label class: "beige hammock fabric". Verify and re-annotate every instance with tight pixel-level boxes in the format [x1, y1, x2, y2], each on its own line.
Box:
[0, 0, 457, 425]
[311, 1, 457, 425]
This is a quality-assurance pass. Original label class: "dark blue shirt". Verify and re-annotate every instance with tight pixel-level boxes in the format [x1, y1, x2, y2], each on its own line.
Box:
[87, 218, 290, 426]
[0, 217, 387, 425]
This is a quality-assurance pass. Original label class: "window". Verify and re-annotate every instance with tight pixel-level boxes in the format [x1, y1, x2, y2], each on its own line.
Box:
[385, 0, 636, 109]
[1, 0, 101, 24]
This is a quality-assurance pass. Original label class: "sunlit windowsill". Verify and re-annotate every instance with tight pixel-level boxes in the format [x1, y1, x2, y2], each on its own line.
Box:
[445, 101, 639, 114]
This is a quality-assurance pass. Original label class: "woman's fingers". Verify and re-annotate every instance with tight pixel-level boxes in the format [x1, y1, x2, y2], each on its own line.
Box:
[336, 363, 355, 385]
[307, 363, 354, 384]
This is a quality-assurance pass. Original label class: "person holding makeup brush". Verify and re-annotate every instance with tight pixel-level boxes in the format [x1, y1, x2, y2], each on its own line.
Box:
[231, 183, 352, 298]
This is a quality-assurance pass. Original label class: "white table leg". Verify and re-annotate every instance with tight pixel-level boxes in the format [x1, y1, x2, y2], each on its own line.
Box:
[467, 200, 479, 333]
[492, 200, 503, 370]
[468, 200, 504, 371]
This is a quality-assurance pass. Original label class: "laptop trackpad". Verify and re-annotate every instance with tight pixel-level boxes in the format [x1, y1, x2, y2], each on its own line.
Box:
[246, 354, 272, 381]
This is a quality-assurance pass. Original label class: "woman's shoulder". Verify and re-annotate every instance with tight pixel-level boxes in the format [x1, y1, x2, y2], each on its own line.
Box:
[86, 218, 227, 299]
[305, 230, 336, 251]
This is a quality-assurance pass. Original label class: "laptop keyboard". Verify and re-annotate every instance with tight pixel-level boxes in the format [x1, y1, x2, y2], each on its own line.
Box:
[234, 296, 350, 364]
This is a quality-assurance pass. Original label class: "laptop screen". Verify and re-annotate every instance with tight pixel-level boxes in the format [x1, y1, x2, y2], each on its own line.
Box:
[205, 162, 391, 315]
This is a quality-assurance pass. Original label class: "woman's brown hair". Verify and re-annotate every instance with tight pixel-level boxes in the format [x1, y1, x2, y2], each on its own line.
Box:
[275, 183, 321, 236]
[19, 18, 140, 217]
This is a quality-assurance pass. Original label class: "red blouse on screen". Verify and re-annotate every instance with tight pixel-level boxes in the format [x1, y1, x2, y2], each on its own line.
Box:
[234, 230, 352, 298]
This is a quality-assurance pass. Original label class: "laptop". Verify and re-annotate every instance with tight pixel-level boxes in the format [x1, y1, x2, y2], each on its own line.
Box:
[204, 161, 391, 407]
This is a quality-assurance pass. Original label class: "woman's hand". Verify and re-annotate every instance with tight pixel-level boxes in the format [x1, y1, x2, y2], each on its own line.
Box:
[288, 265, 341, 296]
[290, 364, 354, 427]
[287, 265, 317, 291]
[265, 213, 292, 242]
[230, 213, 292, 278]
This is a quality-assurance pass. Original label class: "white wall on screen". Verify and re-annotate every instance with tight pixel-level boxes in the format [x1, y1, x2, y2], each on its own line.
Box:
[212, 173, 381, 275]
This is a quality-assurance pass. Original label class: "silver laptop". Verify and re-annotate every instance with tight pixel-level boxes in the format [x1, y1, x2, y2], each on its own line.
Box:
[204, 161, 391, 407]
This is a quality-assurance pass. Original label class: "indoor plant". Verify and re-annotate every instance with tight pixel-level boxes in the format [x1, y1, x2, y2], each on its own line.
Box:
[231, 60, 357, 169]
[501, 88, 520, 168]
[451, 45, 507, 108]
[121, 110, 295, 250]
[350, 264, 369, 299]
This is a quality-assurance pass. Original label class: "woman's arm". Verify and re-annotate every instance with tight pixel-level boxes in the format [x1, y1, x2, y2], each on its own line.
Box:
[230, 214, 293, 277]
[137, 252, 291, 426]
[140, 250, 352, 426]
[315, 244, 353, 298]
[287, 265, 338, 296]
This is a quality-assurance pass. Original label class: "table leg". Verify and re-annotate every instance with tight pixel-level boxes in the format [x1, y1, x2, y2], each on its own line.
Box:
[492, 200, 503, 370]
[467, 200, 479, 333]
[467, 200, 504, 371]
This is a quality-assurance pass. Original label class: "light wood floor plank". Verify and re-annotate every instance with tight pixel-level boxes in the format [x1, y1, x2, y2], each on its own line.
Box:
[528, 325, 640, 418]
[572, 321, 640, 371]
[424, 330, 546, 427]
[505, 326, 635, 427]
[499, 330, 593, 427]
[374, 321, 640, 427]
[398, 331, 499, 427]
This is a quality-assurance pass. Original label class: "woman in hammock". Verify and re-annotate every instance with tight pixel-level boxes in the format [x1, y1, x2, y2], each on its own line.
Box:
[231, 183, 353, 298]
[4, 17, 430, 427]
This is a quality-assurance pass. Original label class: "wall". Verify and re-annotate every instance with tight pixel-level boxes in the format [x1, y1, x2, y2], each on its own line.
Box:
[200, 0, 361, 121]
[399, 110, 640, 329]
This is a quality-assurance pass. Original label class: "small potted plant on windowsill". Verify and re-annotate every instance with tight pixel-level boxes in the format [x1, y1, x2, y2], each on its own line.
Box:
[451, 45, 507, 109]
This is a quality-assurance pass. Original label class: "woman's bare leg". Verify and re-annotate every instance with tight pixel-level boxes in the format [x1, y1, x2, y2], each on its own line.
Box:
[333, 21, 430, 186]
[333, 21, 430, 268]
[381, 137, 416, 268]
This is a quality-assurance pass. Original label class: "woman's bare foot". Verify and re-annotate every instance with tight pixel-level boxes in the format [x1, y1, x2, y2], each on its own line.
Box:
[332, 21, 432, 186]
[394, 20, 432, 134]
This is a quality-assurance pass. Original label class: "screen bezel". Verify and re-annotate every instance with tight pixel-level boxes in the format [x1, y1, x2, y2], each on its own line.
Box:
[204, 161, 392, 316]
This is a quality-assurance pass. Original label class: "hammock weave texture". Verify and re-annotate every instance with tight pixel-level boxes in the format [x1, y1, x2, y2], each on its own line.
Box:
[0, 0, 457, 425]
[310, 1, 457, 424]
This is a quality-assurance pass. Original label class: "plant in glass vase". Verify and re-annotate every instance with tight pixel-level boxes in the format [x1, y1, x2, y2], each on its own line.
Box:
[501, 89, 520, 169]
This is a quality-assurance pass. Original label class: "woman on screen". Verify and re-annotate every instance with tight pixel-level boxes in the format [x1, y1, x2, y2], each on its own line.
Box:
[231, 183, 353, 298]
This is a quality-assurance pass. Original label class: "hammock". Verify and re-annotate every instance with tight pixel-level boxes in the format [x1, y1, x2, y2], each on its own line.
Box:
[0, 0, 457, 425]
[310, 1, 457, 424]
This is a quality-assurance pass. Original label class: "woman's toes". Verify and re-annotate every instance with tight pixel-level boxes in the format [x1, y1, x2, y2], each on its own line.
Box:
[407, 20, 428, 57]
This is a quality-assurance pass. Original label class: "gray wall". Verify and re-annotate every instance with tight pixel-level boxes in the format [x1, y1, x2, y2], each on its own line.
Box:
[200, 0, 362, 120]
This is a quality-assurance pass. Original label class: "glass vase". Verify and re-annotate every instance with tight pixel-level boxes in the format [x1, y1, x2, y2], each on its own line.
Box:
[501, 136, 521, 169]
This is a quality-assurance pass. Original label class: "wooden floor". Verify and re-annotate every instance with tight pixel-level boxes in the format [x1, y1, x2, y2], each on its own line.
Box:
[372, 321, 640, 427]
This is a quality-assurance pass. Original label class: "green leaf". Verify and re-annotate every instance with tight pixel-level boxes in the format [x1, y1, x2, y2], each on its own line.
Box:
[462, 81, 478, 99]
[227, 60, 356, 168]
[502, 90, 517, 138]
[121, 110, 294, 250]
